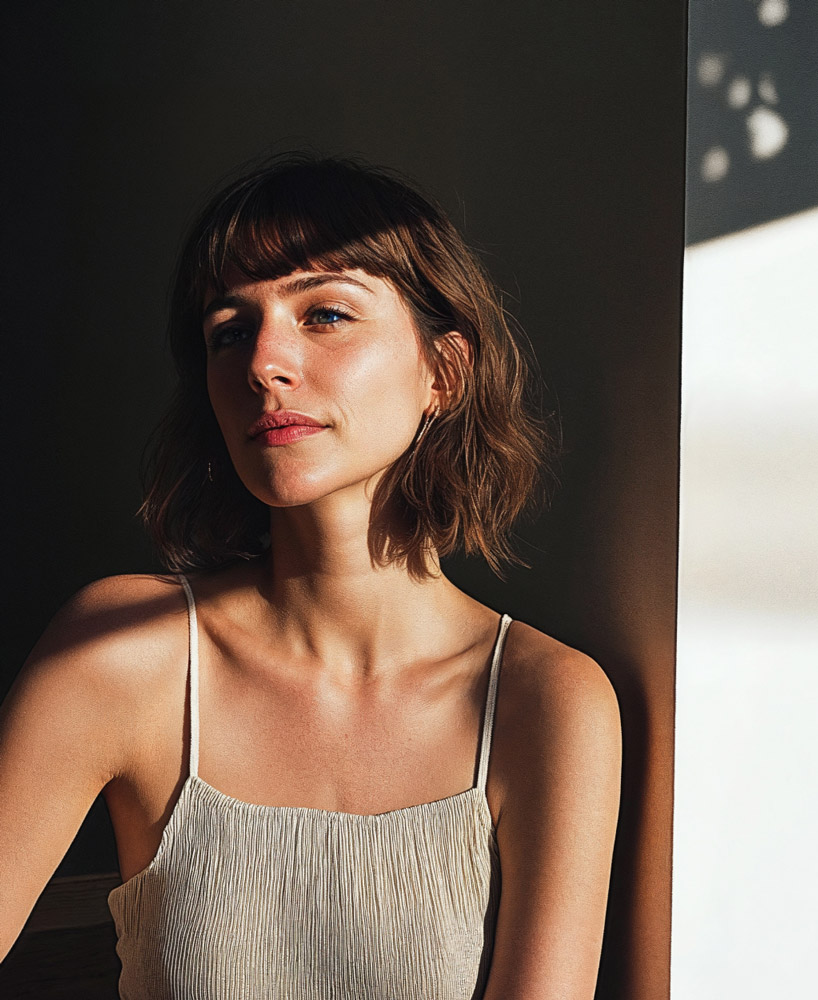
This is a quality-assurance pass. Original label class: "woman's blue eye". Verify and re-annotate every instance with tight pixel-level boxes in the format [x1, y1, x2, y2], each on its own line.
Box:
[308, 307, 349, 325]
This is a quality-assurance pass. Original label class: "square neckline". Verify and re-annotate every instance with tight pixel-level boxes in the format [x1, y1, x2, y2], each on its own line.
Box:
[189, 772, 490, 822]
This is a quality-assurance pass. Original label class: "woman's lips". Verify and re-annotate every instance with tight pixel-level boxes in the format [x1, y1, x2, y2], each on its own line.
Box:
[248, 411, 327, 446]
[254, 424, 326, 446]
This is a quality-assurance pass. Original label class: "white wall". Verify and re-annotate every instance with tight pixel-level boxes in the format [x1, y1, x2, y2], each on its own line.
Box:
[672, 207, 818, 997]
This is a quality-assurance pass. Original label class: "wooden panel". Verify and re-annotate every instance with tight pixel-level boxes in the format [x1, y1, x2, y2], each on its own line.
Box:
[0, 875, 121, 999]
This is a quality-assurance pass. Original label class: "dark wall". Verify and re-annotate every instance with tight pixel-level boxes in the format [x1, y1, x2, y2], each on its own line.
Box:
[2, 3, 686, 997]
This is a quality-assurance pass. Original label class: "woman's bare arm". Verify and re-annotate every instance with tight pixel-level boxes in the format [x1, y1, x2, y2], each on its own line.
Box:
[0, 575, 179, 961]
[483, 628, 622, 1000]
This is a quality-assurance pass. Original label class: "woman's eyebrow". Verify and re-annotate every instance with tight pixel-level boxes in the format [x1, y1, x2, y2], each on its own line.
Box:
[278, 273, 376, 297]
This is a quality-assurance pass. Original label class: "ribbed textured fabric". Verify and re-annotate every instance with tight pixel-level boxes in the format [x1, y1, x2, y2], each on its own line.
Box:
[108, 576, 511, 999]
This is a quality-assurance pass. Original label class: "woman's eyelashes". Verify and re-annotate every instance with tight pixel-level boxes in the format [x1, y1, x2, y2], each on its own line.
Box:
[303, 304, 356, 328]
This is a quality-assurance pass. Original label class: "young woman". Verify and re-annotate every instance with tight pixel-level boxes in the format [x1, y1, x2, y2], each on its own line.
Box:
[0, 156, 621, 998]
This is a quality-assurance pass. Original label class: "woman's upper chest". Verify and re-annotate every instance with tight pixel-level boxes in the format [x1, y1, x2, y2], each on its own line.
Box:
[198, 621, 492, 811]
[107, 607, 503, 879]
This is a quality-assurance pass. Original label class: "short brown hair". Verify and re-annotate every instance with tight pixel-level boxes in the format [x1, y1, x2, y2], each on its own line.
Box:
[141, 154, 553, 577]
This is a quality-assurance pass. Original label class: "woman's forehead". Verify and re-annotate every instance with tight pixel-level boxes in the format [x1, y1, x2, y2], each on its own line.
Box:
[202, 266, 399, 310]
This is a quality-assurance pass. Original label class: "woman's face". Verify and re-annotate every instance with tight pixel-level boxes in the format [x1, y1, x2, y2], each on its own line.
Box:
[203, 267, 437, 509]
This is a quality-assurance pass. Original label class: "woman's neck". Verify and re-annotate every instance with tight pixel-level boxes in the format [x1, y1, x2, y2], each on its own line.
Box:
[254, 494, 462, 677]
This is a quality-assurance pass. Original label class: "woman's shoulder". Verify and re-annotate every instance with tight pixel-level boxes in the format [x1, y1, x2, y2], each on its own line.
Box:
[491, 619, 621, 819]
[17, 573, 190, 712]
[500, 619, 619, 722]
[41, 571, 186, 649]
[2, 575, 191, 799]
[61, 570, 184, 612]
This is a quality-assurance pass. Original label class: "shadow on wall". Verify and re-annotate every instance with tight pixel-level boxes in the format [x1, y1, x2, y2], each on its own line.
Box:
[687, 0, 818, 244]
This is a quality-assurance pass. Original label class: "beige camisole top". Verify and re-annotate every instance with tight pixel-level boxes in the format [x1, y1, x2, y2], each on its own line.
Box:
[108, 576, 511, 999]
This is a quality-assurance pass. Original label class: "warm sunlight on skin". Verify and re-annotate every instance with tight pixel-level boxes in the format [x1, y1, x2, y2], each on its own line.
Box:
[203, 269, 438, 512]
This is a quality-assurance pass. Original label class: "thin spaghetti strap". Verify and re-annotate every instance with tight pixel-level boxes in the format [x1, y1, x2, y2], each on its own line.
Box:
[476, 614, 513, 793]
[178, 574, 200, 779]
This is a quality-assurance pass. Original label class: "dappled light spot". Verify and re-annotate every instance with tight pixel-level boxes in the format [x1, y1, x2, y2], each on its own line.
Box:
[757, 72, 779, 105]
[727, 76, 752, 109]
[746, 105, 789, 159]
[701, 146, 731, 183]
[697, 52, 726, 87]
[756, 0, 789, 28]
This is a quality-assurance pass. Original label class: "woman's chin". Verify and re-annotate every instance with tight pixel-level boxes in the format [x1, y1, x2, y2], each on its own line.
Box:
[235, 450, 400, 510]
[244, 473, 366, 511]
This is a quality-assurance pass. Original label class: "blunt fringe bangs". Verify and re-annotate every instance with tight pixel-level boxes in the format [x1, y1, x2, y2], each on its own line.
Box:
[141, 154, 554, 577]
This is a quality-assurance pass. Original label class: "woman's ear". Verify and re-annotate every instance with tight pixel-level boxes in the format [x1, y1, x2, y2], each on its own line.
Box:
[430, 331, 473, 410]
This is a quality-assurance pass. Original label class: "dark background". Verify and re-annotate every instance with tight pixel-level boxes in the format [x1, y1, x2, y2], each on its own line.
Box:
[2, 2, 686, 997]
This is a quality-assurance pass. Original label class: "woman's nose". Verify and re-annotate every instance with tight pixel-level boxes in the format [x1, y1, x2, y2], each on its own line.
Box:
[247, 320, 302, 393]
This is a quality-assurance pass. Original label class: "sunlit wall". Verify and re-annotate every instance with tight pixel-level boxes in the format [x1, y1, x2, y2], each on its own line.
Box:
[673, 207, 818, 998]
[674, 2, 818, 993]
